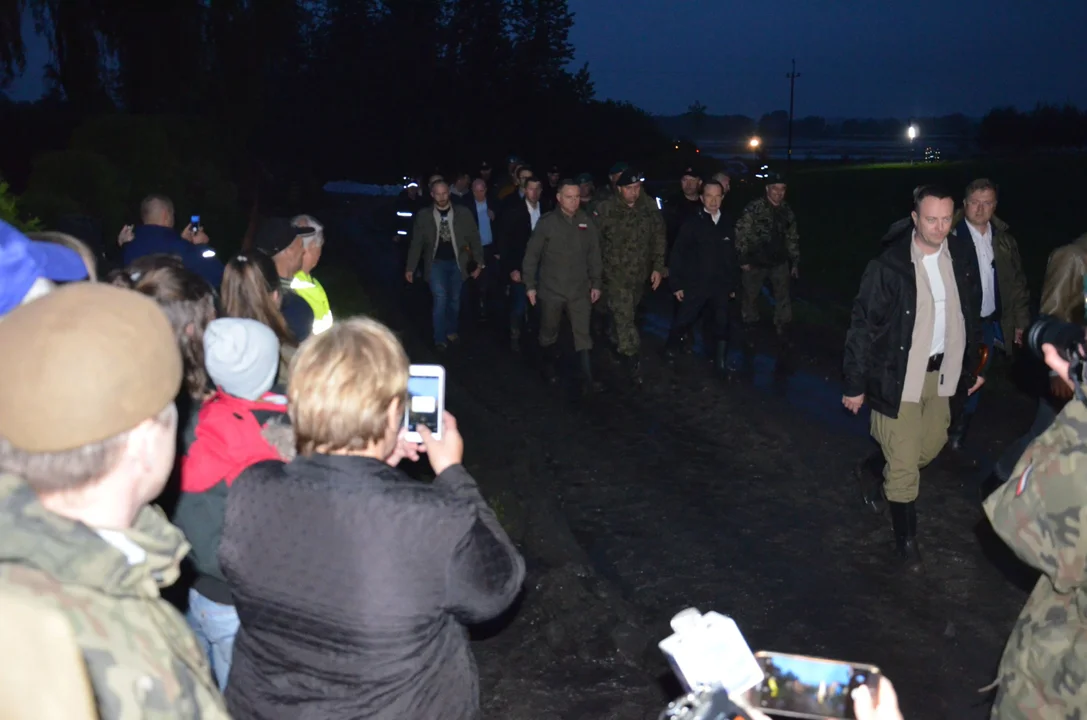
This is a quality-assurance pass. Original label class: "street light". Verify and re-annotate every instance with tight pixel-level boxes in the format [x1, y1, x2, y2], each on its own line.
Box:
[749, 136, 761, 149]
[907, 124, 918, 165]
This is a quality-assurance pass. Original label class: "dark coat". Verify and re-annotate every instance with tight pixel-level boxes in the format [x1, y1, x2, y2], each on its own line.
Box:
[495, 197, 535, 275]
[669, 209, 739, 296]
[220, 455, 525, 720]
[406, 204, 484, 280]
[123, 224, 224, 289]
[842, 223, 982, 418]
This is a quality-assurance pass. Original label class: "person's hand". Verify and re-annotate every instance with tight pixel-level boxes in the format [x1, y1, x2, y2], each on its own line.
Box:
[649, 270, 662, 290]
[181, 223, 197, 242]
[385, 428, 424, 467]
[471, 267, 482, 280]
[729, 291, 736, 299]
[590, 288, 601, 303]
[967, 375, 985, 395]
[741, 264, 751, 271]
[418, 411, 463, 477]
[842, 394, 865, 414]
[852, 677, 904, 720]
[117, 225, 134, 246]
[191, 227, 210, 245]
[791, 265, 799, 279]
[527, 289, 537, 306]
[404, 272, 414, 284]
[1014, 327, 1024, 347]
[731, 692, 773, 720]
[487, 209, 495, 221]
[1044, 342, 1077, 396]
[673, 289, 685, 302]
[510, 269, 522, 283]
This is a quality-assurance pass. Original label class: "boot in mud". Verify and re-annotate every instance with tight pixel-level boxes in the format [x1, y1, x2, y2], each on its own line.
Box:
[889, 501, 923, 572]
[577, 350, 603, 395]
[856, 450, 887, 514]
[540, 344, 559, 384]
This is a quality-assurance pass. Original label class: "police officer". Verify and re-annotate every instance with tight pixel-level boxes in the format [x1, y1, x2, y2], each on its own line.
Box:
[593, 168, 666, 381]
[521, 179, 603, 392]
[984, 336, 1087, 716]
[736, 172, 800, 346]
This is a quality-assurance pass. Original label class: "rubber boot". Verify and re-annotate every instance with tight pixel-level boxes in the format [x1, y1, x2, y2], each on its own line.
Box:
[888, 501, 923, 571]
[623, 354, 643, 386]
[713, 341, 729, 375]
[540, 344, 558, 384]
[947, 411, 971, 452]
[577, 350, 603, 395]
[855, 450, 887, 514]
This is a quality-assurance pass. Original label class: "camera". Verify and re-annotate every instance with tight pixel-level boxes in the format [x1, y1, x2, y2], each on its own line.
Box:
[1026, 315, 1086, 362]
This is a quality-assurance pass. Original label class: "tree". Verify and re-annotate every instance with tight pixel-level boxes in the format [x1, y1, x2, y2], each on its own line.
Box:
[686, 100, 708, 137]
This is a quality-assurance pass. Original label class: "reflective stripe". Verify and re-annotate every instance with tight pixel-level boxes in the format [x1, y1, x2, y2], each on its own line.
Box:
[201, 249, 216, 258]
[396, 211, 414, 217]
[289, 278, 317, 290]
[397, 230, 408, 235]
[312, 312, 334, 335]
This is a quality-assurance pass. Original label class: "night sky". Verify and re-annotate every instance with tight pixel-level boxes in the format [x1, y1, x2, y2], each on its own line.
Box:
[8, 1, 1087, 119]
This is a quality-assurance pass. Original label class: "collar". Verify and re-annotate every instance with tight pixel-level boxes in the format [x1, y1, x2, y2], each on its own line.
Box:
[910, 231, 945, 262]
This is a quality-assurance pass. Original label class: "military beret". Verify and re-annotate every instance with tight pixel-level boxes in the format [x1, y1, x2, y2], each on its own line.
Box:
[609, 162, 629, 175]
[616, 169, 645, 187]
[575, 173, 594, 184]
[681, 166, 700, 179]
[764, 172, 787, 186]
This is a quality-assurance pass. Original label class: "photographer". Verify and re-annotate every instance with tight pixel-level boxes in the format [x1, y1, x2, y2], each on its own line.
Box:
[983, 325, 1087, 716]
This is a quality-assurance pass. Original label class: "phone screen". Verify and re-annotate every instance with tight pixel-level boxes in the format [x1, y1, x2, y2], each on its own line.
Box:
[405, 374, 441, 436]
[191, 215, 201, 227]
[749, 653, 878, 720]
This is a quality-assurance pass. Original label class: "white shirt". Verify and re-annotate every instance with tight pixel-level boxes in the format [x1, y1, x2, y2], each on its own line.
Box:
[527, 201, 541, 231]
[965, 221, 996, 317]
[920, 243, 946, 356]
[708, 210, 721, 225]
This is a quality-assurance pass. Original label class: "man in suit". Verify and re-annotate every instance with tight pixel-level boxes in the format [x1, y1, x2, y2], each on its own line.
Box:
[466, 179, 501, 323]
[496, 177, 545, 351]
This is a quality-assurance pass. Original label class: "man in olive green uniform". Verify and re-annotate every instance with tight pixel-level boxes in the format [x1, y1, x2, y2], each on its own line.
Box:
[593, 168, 666, 379]
[522, 179, 604, 391]
[984, 340, 1087, 718]
[0, 284, 230, 720]
[735, 172, 800, 342]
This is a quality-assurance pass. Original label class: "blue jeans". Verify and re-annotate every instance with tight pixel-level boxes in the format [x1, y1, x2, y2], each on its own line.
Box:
[186, 588, 239, 691]
[509, 282, 528, 335]
[964, 319, 1000, 414]
[429, 259, 464, 345]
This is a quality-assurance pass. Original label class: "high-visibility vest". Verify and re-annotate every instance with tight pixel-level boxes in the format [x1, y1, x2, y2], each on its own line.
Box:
[290, 272, 333, 334]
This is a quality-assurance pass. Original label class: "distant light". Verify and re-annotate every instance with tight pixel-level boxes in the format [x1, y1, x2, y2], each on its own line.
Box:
[656, 197, 663, 209]
[907, 124, 918, 140]
[201, 249, 216, 258]
[749, 137, 761, 149]
[397, 230, 408, 235]
[405, 181, 419, 188]
[396, 211, 413, 217]
[695, 148, 700, 153]
[674, 144, 679, 149]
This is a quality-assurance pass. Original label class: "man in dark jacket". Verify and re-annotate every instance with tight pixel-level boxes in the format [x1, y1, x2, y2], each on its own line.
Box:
[841, 186, 983, 570]
[121, 194, 224, 289]
[496, 177, 544, 350]
[253, 217, 316, 344]
[664, 179, 739, 374]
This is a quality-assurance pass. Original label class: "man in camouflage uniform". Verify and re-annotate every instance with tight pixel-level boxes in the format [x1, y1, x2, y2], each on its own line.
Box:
[593, 168, 666, 381]
[735, 172, 800, 344]
[0, 284, 230, 720]
[984, 337, 1087, 718]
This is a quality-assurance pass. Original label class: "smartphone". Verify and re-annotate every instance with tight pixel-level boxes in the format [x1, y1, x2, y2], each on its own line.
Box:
[190, 214, 201, 230]
[746, 651, 880, 720]
[403, 364, 445, 443]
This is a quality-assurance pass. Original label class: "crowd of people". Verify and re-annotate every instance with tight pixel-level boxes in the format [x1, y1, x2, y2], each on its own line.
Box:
[0, 149, 1085, 718]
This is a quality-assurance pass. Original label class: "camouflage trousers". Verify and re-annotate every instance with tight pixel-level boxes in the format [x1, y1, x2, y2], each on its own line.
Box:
[741, 263, 792, 326]
[870, 371, 950, 503]
[607, 282, 646, 357]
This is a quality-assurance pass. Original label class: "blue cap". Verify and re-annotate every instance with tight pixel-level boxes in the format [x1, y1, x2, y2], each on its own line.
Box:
[0, 220, 89, 316]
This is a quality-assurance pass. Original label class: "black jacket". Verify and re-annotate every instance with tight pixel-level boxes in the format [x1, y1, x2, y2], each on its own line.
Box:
[842, 223, 982, 418]
[220, 455, 525, 720]
[496, 197, 536, 275]
[669, 209, 739, 296]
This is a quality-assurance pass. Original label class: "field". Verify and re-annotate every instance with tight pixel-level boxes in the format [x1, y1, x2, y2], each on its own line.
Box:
[720, 155, 1087, 324]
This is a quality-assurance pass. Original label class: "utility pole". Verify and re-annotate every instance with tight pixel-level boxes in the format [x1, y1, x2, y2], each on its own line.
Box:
[786, 58, 801, 168]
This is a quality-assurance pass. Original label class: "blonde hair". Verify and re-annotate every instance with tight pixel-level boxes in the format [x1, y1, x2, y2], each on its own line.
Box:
[288, 317, 409, 455]
[26, 231, 98, 282]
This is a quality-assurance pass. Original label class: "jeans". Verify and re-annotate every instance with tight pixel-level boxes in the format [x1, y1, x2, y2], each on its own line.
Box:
[509, 282, 528, 335]
[964, 319, 1000, 414]
[186, 588, 240, 691]
[429, 259, 464, 345]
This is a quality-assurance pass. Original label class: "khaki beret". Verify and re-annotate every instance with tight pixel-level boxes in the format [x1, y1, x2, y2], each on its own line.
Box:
[0, 283, 182, 452]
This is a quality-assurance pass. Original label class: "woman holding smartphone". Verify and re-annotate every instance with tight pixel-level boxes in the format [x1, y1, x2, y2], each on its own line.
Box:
[217, 316, 525, 720]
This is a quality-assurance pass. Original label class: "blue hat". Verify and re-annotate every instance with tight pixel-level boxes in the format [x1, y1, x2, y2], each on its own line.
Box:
[0, 221, 88, 317]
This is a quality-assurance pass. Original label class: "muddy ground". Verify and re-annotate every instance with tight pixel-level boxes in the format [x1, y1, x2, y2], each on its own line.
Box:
[326, 201, 1041, 720]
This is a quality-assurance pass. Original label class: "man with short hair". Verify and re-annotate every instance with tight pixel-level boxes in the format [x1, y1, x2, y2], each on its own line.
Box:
[842, 186, 983, 570]
[522, 180, 603, 391]
[466, 179, 501, 323]
[736, 174, 800, 346]
[290, 214, 334, 335]
[405, 180, 484, 349]
[946, 178, 1030, 449]
[254, 216, 317, 343]
[497, 176, 545, 350]
[121, 194, 223, 288]
[0, 283, 230, 719]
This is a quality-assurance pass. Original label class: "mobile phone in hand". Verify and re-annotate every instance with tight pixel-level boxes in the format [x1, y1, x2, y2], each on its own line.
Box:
[747, 651, 880, 720]
[403, 365, 445, 443]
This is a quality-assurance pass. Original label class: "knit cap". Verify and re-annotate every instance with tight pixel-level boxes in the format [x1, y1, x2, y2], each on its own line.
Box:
[203, 318, 280, 401]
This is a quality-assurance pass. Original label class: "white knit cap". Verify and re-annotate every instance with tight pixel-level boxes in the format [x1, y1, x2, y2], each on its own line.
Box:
[203, 318, 280, 401]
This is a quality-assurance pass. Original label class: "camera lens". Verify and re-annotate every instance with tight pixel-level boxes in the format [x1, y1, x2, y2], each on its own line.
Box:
[1026, 315, 1086, 361]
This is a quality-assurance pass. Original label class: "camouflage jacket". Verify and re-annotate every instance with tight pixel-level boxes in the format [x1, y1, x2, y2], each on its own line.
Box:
[735, 197, 800, 269]
[592, 196, 666, 287]
[984, 395, 1087, 718]
[0, 474, 230, 720]
[1040, 233, 1087, 325]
